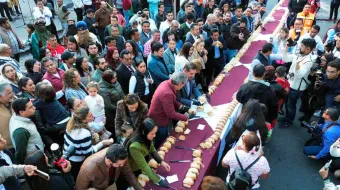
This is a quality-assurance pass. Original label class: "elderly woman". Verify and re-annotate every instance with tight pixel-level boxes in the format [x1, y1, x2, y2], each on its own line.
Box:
[115, 93, 148, 137]
[0, 63, 22, 94]
[18, 77, 36, 99]
[24, 59, 43, 84]
[98, 70, 125, 135]
[63, 69, 88, 100]
[64, 106, 114, 179]
[33, 83, 71, 146]
[124, 118, 170, 188]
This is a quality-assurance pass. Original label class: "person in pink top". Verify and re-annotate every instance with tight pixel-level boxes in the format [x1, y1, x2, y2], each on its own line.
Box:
[275, 66, 290, 113]
[148, 72, 189, 148]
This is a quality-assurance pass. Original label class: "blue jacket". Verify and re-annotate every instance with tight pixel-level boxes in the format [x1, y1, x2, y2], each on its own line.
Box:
[316, 121, 340, 159]
[148, 54, 170, 88]
[177, 78, 201, 107]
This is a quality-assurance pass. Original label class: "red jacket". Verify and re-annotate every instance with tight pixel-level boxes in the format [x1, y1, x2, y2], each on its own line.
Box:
[42, 68, 66, 105]
[47, 43, 65, 58]
[148, 80, 188, 126]
[122, 0, 131, 10]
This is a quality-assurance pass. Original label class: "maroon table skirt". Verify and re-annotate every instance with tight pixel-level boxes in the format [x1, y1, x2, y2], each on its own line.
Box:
[145, 118, 220, 190]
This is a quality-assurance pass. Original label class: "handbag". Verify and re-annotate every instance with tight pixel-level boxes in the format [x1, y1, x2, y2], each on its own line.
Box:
[304, 122, 336, 146]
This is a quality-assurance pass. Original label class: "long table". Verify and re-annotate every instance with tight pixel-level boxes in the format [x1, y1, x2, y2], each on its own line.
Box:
[145, 0, 290, 189]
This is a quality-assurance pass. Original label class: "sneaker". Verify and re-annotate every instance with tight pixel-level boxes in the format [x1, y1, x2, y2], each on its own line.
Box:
[313, 110, 321, 117]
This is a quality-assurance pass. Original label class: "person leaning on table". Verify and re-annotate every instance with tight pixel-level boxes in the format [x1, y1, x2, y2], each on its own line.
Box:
[124, 118, 171, 188]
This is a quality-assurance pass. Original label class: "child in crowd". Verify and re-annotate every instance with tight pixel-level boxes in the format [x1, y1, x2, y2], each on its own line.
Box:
[275, 66, 290, 114]
[85, 82, 111, 140]
[118, 122, 134, 145]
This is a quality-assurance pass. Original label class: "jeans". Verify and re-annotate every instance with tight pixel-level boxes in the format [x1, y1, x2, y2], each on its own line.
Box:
[123, 10, 130, 27]
[223, 49, 229, 64]
[226, 48, 238, 63]
[285, 88, 303, 124]
[303, 145, 323, 156]
[155, 126, 169, 149]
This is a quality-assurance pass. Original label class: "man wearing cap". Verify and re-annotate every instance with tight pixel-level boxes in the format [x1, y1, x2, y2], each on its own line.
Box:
[227, 16, 250, 62]
[95, 1, 112, 45]
[74, 21, 101, 49]
[59, 51, 75, 71]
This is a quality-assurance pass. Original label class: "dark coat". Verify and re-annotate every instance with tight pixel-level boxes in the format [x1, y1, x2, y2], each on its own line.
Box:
[236, 81, 278, 122]
[116, 63, 135, 95]
[204, 37, 225, 68]
[177, 78, 201, 107]
[228, 22, 250, 50]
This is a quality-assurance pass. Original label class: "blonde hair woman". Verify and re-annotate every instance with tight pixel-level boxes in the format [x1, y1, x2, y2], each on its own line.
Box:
[189, 39, 208, 93]
[64, 106, 114, 179]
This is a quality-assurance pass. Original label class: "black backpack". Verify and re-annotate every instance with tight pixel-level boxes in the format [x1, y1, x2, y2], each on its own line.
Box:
[228, 149, 261, 190]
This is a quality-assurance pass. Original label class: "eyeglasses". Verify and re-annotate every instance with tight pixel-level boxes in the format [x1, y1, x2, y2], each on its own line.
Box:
[324, 111, 329, 115]
[326, 70, 337, 74]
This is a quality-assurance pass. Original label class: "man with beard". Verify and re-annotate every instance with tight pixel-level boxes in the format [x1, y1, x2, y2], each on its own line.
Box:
[87, 42, 100, 64]
[159, 11, 174, 37]
[227, 17, 250, 62]
[116, 50, 136, 94]
[203, 14, 218, 37]
[110, 25, 126, 53]
[83, 9, 97, 35]
[281, 38, 316, 127]
[74, 21, 101, 50]
[143, 29, 162, 58]
[31, 18, 51, 60]
[220, 12, 233, 63]
[295, 25, 324, 55]
[91, 56, 108, 82]
[196, 18, 208, 39]
[177, 62, 201, 107]
[95, 1, 112, 45]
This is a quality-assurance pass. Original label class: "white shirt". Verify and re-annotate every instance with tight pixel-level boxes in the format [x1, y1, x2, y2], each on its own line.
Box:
[84, 94, 105, 117]
[159, 20, 171, 37]
[175, 55, 190, 72]
[33, 7, 52, 26]
[282, 52, 315, 91]
[129, 73, 154, 95]
[72, 0, 84, 8]
[294, 33, 324, 55]
[0, 151, 12, 190]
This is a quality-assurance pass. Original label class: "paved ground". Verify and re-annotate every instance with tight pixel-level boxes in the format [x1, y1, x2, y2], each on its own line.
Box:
[12, 0, 339, 189]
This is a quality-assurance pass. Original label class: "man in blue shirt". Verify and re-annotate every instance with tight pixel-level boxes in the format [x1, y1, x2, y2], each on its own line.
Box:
[303, 107, 340, 160]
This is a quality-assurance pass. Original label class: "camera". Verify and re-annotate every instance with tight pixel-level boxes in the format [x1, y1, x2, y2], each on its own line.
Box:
[50, 143, 75, 169]
[301, 121, 322, 136]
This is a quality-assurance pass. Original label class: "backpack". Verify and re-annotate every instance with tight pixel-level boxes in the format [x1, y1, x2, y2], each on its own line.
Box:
[228, 149, 261, 190]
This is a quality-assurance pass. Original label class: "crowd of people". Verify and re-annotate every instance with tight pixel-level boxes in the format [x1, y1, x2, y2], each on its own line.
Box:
[0, 0, 340, 189]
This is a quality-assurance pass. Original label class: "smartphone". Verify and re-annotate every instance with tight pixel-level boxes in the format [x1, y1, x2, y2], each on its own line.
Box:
[325, 160, 332, 170]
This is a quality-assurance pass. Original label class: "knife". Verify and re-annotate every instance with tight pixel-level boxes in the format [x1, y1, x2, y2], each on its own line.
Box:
[169, 160, 191, 163]
[175, 146, 196, 151]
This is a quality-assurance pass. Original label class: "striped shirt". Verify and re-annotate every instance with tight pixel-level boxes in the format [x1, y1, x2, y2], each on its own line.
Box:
[63, 128, 103, 162]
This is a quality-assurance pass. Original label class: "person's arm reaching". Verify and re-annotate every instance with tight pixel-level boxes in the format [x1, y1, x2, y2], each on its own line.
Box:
[162, 93, 188, 121]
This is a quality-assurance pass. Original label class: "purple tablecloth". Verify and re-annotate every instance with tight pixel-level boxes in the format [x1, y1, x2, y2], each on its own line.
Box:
[145, 119, 219, 190]
[210, 66, 249, 106]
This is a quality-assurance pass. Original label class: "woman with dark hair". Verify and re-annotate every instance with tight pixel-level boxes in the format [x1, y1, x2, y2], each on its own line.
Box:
[25, 59, 43, 84]
[18, 77, 36, 99]
[65, 36, 88, 59]
[320, 53, 335, 73]
[129, 60, 154, 105]
[64, 106, 114, 179]
[0, 63, 22, 94]
[25, 24, 35, 48]
[115, 93, 148, 136]
[33, 82, 70, 146]
[222, 132, 270, 190]
[63, 69, 88, 100]
[125, 40, 143, 67]
[124, 118, 170, 187]
[224, 99, 268, 153]
[24, 150, 74, 190]
[105, 46, 121, 71]
[163, 30, 183, 50]
[174, 42, 194, 72]
[75, 56, 93, 86]
[98, 70, 125, 134]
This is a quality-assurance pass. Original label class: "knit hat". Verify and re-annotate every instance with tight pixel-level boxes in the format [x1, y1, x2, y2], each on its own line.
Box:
[61, 51, 74, 61]
[76, 21, 88, 31]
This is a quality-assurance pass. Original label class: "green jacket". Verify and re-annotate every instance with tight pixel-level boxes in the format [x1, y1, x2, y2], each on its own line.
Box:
[128, 141, 161, 183]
